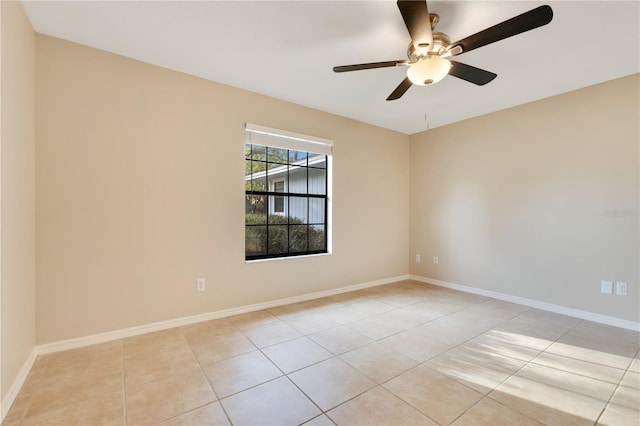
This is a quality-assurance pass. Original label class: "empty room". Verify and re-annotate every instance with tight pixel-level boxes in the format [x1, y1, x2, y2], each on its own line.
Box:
[1, 1, 639, 425]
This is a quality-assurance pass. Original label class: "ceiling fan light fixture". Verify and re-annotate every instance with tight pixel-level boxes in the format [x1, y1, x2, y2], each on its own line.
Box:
[407, 57, 451, 86]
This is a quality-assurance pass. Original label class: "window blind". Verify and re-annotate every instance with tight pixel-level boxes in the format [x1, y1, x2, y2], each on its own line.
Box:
[245, 123, 333, 156]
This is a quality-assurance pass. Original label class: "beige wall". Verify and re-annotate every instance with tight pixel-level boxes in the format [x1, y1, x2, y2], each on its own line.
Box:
[410, 74, 640, 322]
[21, 24, 640, 349]
[1, 1, 36, 400]
[35, 35, 410, 344]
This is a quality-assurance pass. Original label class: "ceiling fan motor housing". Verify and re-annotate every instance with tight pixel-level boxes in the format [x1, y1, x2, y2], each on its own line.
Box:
[407, 32, 451, 61]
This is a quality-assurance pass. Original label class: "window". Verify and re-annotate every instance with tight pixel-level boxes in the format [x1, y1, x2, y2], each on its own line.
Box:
[273, 181, 285, 214]
[245, 124, 332, 261]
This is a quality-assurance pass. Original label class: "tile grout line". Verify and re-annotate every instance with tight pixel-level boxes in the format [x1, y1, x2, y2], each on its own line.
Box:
[593, 346, 640, 425]
[119, 340, 126, 426]
[224, 293, 433, 424]
[247, 327, 328, 423]
[179, 323, 237, 426]
[528, 354, 628, 385]
[481, 317, 589, 423]
[183, 313, 352, 423]
[188, 311, 351, 421]
[443, 311, 588, 425]
[282, 287, 536, 424]
[14, 355, 50, 425]
[236, 314, 371, 424]
[281, 375, 327, 424]
[318, 384, 405, 424]
[377, 362, 443, 425]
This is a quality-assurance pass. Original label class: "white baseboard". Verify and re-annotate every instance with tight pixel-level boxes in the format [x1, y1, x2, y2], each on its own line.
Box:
[5, 271, 636, 422]
[1, 347, 38, 421]
[0, 274, 409, 422]
[36, 274, 409, 355]
[411, 275, 640, 332]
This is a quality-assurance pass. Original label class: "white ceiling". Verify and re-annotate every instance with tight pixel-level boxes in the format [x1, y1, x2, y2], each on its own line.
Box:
[22, 1, 639, 135]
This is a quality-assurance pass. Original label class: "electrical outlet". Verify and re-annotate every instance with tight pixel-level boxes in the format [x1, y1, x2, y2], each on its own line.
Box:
[616, 281, 627, 296]
[196, 278, 206, 292]
[416, 254, 421, 263]
[433, 256, 439, 264]
[601, 280, 613, 294]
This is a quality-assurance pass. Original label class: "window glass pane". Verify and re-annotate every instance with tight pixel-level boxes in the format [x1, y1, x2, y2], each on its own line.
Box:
[245, 195, 267, 223]
[245, 225, 267, 256]
[309, 225, 325, 251]
[309, 198, 325, 224]
[287, 166, 307, 194]
[267, 147, 288, 164]
[251, 144, 266, 161]
[268, 173, 287, 193]
[252, 176, 266, 192]
[308, 168, 326, 195]
[268, 194, 287, 217]
[249, 159, 266, 173]
[268, 212, 287, 224]
[273, 182, 286, 214]
[289, 150, 308, 164]
[289, 197, 308, 224]
[253, 171, 267, 192]
[267, 161, 287, 174]
[289, 225, 308, 253]
[244, 159, 252, 191]
[246, 160, 266, 192]
[273, 196, 285, 214]
[308, 154, 326, 169]
[245, 144, 252, 160]
[268, 225, 288, 254]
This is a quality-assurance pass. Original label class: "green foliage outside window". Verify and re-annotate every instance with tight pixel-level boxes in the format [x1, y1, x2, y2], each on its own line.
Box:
[245, 213, 325, 256]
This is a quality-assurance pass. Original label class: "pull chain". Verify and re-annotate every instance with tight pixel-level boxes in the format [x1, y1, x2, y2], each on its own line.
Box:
[424, 90, 430, 131]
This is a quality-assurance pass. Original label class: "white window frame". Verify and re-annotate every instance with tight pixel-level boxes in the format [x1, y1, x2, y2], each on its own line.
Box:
[245, 123, 333, 261]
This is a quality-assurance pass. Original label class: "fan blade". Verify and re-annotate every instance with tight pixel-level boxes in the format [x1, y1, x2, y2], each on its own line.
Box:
[449, 61, 497, 85]
[397, 0, 433, 51]
[387, 77, 413, 101]
[447, 5, 553, 56]
[333, 60, 409, 73]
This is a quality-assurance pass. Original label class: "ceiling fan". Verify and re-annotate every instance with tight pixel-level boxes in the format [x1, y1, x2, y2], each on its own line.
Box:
[333, 1, 553, 100]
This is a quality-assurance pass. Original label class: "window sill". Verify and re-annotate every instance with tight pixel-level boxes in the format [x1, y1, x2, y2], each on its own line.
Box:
[245, 252, 331, 264]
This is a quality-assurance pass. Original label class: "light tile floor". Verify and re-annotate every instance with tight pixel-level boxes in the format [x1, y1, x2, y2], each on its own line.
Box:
[3, 280, 640, 425]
